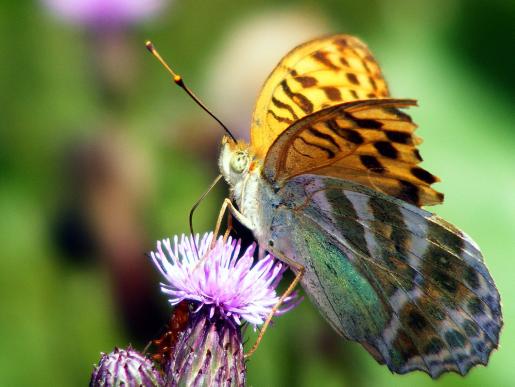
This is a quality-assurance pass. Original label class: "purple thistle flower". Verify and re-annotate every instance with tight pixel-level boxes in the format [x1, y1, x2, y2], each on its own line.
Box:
[151, 232, 299, 386]
[151, 232, 297, 327]
[90, 347, 163, 387]
[42, 0, 170, 27]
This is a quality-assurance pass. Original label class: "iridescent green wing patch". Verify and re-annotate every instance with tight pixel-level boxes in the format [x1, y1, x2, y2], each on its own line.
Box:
[283, 174, 502, 378]
[289, 221, 390, 341]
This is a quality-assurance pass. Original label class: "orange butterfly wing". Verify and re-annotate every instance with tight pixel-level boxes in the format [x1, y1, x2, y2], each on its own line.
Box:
[251, 34, 389, 159]
[262, 99, 443, 207]
[251, 34, 442, 207]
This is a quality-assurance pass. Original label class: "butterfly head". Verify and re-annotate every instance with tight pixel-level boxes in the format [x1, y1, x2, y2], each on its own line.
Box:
[218, 136, 255, 187]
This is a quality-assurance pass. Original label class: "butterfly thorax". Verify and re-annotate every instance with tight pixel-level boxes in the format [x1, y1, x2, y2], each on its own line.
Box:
[218, 136, 276, 242]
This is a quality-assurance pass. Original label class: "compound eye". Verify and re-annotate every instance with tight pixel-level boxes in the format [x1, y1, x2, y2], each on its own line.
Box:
[230, 152, 249, 174]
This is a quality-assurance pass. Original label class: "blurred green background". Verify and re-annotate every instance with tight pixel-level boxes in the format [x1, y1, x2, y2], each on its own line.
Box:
[0, 0, 513, 386]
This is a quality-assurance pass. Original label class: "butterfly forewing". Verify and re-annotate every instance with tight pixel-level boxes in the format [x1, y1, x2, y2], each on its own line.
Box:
[251, 35, 389, 158]
[263, 99, 443, 207]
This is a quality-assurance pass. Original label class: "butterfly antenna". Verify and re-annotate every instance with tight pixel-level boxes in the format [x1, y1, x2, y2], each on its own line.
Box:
[189, 174, 223, 258]
[145, 41, 237, 143]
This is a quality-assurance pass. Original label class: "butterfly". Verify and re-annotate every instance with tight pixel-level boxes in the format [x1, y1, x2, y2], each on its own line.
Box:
[215, 34, 502, 378]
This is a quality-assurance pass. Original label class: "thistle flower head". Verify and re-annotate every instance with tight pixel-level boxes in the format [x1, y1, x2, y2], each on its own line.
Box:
[90, 347, 163, 387]
[151, 232, 297, 327]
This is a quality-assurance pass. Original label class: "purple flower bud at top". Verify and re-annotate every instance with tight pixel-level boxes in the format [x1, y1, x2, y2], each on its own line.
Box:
[90, 347, 164, 387]
[41, 0, 170, 27]
[151, 233, 299, 386]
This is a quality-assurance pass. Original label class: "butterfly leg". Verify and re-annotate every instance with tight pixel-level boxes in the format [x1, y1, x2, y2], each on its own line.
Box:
[212, 198, 231, 247]
[245, 253, 305, 358]
[212, 197, 252, 249]
[195, 198, 251, 271]
[191, 198, 231, 270]
[212, 197, 230, 248]
[224, 212, 233, 243]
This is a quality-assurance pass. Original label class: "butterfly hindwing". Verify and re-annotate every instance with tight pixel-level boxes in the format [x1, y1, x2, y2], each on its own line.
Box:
[251, 34, 389, 159]
[263, 98, 443, 207]
[273, 174, 501, 377]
